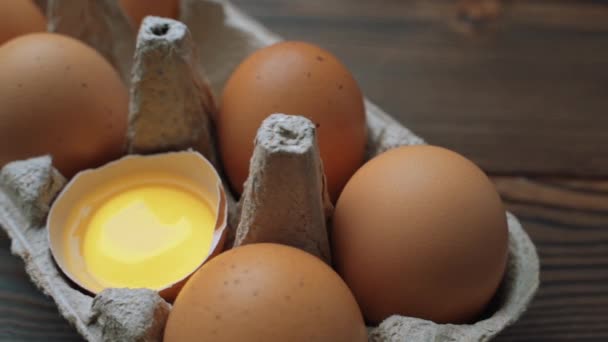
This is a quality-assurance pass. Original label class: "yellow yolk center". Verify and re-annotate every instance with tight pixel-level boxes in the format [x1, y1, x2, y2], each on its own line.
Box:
[68, 183, 216, 291]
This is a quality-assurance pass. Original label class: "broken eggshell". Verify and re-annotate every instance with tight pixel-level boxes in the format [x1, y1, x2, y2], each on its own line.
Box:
[47, 151, 228, 301]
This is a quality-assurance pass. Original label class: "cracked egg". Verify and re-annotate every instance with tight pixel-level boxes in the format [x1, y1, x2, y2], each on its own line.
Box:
[47, 151, 227, 301]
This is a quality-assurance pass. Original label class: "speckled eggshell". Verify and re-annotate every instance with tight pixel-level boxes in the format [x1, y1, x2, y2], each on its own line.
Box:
[119, 0, 180, 28]
[164, 243, 368, 342]
[0, 33, 129, 178]
[0, 0, 46, 46]
[218, 41, 367, 201]
[332, 145, 510, 325]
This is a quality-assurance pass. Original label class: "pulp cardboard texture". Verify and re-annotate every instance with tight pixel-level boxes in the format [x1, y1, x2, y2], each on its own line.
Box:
[127, 19, 217, 163]
[0, 0, 540, 341]
[234, 114, 334, 264]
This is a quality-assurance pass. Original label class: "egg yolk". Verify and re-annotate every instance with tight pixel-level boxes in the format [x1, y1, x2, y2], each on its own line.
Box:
[66, 182, 216, 291]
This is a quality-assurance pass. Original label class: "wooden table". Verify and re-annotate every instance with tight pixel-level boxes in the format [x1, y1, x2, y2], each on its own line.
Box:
[1, 0, 607, 340]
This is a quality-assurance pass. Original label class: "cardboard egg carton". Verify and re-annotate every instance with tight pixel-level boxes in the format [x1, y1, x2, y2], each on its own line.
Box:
[0, 0, 539, 341]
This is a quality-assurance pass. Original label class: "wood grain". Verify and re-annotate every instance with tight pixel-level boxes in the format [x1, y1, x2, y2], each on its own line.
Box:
[232, 0, 608, 177]
[0, 231, 81, 341]
[493, 178, 608, 341]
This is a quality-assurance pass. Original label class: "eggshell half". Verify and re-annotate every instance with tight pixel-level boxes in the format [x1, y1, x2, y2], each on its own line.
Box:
[47, 151, 228, 301]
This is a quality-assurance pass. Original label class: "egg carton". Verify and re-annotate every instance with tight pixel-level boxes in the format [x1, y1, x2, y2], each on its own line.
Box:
[0, 0, 539, 341]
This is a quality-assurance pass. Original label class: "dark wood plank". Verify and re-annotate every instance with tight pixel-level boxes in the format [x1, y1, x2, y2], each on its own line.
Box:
[231, 0, 608, 177]
[0, 231, 82, 341]
[492, 177, 608, 341]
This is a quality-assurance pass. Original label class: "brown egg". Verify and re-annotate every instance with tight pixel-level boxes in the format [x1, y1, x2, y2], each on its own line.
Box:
[0, 0, 46, 46]
[119, 0, 180, 28]
[218, 41, 367, 201]
[165, 243, 368, 342]
[0, 33, 128, 177]
[331, 145, 509, 324]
